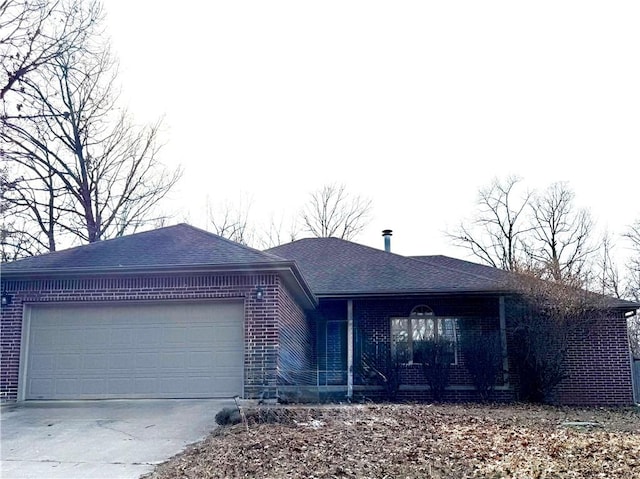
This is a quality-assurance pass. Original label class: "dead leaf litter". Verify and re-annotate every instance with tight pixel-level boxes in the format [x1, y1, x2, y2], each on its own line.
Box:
[144, 403, 640, 479]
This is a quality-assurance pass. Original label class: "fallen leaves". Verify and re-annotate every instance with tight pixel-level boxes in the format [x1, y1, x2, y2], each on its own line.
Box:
[144, 403, 640, 479]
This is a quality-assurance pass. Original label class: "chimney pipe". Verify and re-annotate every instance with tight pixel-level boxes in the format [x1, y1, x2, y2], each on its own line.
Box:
[382, 229, 392, 252]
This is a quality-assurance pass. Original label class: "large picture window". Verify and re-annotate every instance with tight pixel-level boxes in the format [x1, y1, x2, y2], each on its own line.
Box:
[391, 305, 458, 365]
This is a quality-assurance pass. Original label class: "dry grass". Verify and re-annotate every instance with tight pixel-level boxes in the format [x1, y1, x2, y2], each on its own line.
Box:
[144, 403, 640, 479]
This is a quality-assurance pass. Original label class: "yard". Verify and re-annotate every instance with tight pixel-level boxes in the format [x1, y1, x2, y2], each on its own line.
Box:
[145, 403, 640, 479]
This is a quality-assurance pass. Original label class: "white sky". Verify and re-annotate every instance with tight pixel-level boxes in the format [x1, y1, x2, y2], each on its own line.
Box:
[103, 1, 639, 262]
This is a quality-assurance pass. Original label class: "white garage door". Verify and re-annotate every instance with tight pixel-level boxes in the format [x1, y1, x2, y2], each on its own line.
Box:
[23, 301, 244, 400]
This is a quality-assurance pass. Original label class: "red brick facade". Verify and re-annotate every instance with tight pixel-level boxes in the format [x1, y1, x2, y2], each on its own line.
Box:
[276, 284, 315, 391]
[311, 296, 634, 405]
[0, 272, 310, 401]
[502, 297, 635, 406]
[1, 273, 633, 405]
[554, 313, 634, 406]
[310, 296, 514, 401]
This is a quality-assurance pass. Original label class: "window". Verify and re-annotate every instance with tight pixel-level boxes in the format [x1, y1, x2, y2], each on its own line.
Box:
[391, 305, 458, 365]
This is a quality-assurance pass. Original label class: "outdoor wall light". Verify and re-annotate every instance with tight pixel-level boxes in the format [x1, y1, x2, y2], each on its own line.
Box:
[1, 293, 12, 307]
[255, 287, 264, 301]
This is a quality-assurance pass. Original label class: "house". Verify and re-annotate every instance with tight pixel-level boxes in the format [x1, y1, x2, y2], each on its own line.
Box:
[1, 224, 637, 405]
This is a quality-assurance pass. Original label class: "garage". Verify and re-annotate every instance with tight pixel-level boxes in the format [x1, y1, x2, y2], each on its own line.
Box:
[21, 301, 244, 400]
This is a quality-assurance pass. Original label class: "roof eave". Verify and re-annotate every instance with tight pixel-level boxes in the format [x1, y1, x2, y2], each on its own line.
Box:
[1, 261, 291, 278]
[313, 288, 511, 299]
[1, 261, 318, 310]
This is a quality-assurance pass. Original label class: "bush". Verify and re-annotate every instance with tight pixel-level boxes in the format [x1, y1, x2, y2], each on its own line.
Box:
[415, 339, 453, 401]
[357, 334, 401, 401]
[215, 407, 242, 426]
[460, 330, 503, 401]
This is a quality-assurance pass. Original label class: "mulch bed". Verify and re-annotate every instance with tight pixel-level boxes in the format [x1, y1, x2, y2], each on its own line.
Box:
[144, 403, 640, 478]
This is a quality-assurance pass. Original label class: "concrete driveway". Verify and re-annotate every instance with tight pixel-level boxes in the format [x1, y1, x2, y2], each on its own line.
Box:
[1, 399, 233, 479]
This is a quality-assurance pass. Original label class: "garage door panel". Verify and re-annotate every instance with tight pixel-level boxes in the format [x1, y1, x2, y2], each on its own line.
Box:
[55, 378, 80, 395]
[187, 326, 217, 343]
[108, 378, 133, 394]
[56, 354, 81, 370]
[215, 352, 239, 368]
[159, 352, 187, 368]
[29, 353, 55, 371]
[85, 354, 109, 370]
[160, 377, 194, 394]
[110, 328, 135, 346]
[28, 378, 53, 397]
[109, 353, 134, 370]
[162, 327, 187, 345]
[82, 378, 106, 395]
[134, 378, 158, 394]
[188, 351, 214, 368]
[135, 328, 161, 346]
[135, 352, 160, 370]
[25, 301, 244, 399]
[30, 329, 54, 348]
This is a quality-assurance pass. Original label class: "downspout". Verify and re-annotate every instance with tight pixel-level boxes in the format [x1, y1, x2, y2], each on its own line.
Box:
[627, 309, 639, 404]
[499, 296, 510, 386]
[347, 299, 354, 400]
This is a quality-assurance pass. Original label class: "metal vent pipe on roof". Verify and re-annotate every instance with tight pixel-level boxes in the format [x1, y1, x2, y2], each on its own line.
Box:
[382, 229, 392, 252]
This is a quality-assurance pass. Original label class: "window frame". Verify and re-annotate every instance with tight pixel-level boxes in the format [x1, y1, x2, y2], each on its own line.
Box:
[390, 308, 458, 365]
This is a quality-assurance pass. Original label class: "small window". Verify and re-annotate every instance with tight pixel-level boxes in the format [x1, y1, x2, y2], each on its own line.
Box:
[391, 307, 458, 365]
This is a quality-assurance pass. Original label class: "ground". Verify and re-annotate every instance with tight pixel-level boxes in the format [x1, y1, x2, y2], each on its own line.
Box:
[144, 403, 640, 479]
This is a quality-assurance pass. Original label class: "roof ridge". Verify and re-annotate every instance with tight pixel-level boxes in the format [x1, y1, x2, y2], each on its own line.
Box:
[3, 223, 288, 267]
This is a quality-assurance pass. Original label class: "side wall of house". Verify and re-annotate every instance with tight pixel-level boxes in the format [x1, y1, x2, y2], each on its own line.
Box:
[504, 297, 634, 406]
[555, 313, 634, 406]
[0, 273, 288, 402]
[275, 282, 315, 394]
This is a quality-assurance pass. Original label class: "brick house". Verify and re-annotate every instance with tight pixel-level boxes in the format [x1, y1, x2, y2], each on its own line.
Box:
[1, 224, 637, 405]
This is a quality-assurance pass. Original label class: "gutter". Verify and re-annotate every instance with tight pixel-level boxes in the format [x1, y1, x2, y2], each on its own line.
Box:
[313, 289, 512, 299]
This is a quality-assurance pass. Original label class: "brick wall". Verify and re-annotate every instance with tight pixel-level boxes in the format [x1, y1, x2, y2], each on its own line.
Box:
[554, 314, 634, 406]
[274, 282, 314, 393]
[504, 296, 634, 406]
[351, 296, 508, 401]
[0, 272, 300, 401]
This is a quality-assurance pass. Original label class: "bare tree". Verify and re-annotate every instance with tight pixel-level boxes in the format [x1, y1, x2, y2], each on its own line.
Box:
[1, 3, 180, 257]
[592, 232, 622, 298]
[257, 213, 300, 249]
[507, 270, 607, 402]
[451, 178, 596, 286]
[525, 182, 595, 283]
[624, 219, 640, 302]
[449, 176, 533, 271]
[624, 219, 640, 359]
[0, 164, 49, 260]
[207, 196, 255, 246]
[1, 0, 100, 101]
[301, 183, 372, 240]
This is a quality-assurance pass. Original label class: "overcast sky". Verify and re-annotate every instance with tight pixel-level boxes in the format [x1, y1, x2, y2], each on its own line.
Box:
[103, 1, 639, 262]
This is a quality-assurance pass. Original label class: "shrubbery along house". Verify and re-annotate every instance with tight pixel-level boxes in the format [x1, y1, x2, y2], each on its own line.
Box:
[1, 224, 637, 405]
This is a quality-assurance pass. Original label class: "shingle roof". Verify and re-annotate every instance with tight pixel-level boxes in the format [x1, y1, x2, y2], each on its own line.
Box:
[412, 255, 638, 311]
[410, 255, 515, 283]
[268, 239, 639, 311]
[266, 238, 510, 296]
[2, 223, 288, 274]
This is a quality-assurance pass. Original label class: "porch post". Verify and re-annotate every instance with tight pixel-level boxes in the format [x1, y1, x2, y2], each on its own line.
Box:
[499, 296, 509, 385]
[347, 299, 353, 399]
